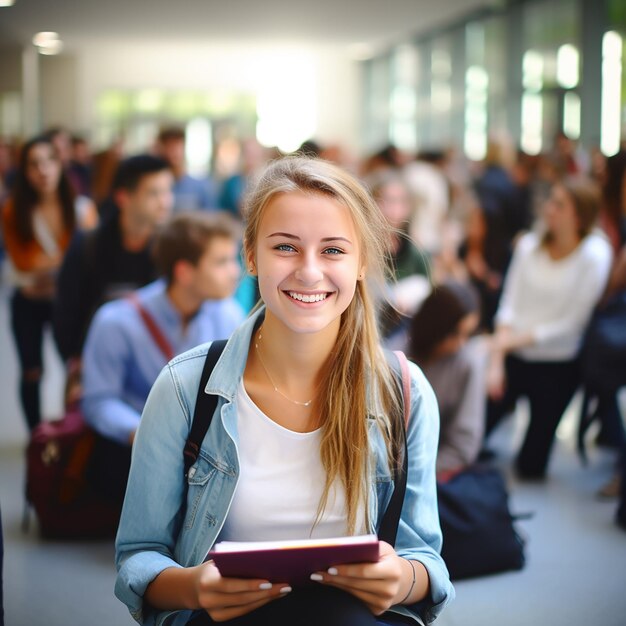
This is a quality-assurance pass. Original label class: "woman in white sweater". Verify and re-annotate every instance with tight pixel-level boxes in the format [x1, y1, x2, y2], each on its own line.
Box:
[487, 177, 613, 479]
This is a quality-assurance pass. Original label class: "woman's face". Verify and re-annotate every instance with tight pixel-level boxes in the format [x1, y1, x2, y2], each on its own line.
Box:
[543, 184, 579, 238]
[375, 180, 412, 230]
[25, 142, 62, 196]
[249, 190, 364, 338]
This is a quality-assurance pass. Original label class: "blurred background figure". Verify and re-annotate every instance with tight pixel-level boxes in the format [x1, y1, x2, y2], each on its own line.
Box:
[81, 211, 244, 509]
[69, 134, 94, 198]
[486, 177, 613, 479]
[403, 150, 451, 257]
[53, 154, 173, 368]
[218, 137, 273, 220]
[155, 126, 218, 212]
[368, 168, 431, 341]
[406, 280, 487, 481]
[463, 138, 531, 331]
[1, 135, 97, 430]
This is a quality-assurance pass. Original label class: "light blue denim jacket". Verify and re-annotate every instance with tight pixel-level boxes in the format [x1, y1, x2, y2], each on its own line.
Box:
[115, 308, 454, 625]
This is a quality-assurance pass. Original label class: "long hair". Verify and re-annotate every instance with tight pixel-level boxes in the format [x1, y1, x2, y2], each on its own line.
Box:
[11, 135, 76, 243]
[242, 156, 403, 534]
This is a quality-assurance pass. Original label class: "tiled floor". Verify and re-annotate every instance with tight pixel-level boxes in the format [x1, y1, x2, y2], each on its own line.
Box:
[1, 283, 625, 626]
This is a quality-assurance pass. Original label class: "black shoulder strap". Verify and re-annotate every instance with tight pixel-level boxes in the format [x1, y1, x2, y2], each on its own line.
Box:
[183, 339, 228, 477]
[377, 351, 411, 547]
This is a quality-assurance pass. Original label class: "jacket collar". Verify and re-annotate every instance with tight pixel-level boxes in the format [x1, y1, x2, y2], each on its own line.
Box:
[204, 307, 264, 401]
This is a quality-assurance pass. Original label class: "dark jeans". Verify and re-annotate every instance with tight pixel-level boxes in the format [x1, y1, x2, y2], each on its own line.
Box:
[186, 586, 418, 626]
[487, 355, 580, 478]
[10, 290, 56, 430]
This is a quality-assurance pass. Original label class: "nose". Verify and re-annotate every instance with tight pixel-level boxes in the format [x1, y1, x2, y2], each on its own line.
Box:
[294, 252, 323, 285]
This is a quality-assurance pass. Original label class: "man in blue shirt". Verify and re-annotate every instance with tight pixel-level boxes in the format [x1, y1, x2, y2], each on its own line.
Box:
[81, 211, 244, 503]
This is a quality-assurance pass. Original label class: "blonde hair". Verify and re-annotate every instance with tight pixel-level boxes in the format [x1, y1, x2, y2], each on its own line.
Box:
[242, 156, 404, 534]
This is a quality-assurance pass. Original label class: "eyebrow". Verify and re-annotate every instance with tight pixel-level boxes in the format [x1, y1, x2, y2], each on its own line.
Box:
[266, 232, 353, 244]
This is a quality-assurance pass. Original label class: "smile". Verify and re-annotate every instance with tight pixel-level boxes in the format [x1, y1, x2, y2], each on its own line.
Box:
[287, 292, 328, 303]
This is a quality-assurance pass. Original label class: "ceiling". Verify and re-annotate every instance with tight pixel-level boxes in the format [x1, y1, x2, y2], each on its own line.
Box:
[1, 0, 494, 53]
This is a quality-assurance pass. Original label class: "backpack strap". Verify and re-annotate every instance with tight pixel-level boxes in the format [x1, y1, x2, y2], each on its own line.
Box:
[183, 339, 228, 477]
[127, 293, 174, 362]
[377, 350, 411, 547]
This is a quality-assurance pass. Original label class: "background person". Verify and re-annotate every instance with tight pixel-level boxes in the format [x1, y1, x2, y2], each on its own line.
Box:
[486, 177, 613, 479]
[406, 281, 487, 480]
[82, 211, 244, 506]
[1, 135, 97, 431]
[53, 154, 173, 367]
[155, 126, 218, 212]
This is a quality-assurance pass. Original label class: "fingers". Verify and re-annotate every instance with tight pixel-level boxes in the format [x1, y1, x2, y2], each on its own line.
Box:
[209, 589, 289, 622]
[310, 577, 394, 616]
[196, 568, 292, 621]
[309, 550, 403, 615]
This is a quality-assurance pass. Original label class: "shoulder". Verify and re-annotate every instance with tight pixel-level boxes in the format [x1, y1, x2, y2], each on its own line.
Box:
[162, 342, 215, 406]
[404, 358, 438, 413]
[580, 230, 613, 261]
[90, 296, 136, 332]
[514, 231, 538, 254]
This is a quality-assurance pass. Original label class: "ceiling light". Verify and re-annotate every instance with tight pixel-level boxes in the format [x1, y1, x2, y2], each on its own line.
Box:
[0, 1, 16, 7]
[38, 40, 64, 55]
[32, 31, 63, 55]
[33, 31, 59, 46]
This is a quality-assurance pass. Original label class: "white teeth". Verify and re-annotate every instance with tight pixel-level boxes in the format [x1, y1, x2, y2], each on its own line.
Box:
[288, 292, 328, 303]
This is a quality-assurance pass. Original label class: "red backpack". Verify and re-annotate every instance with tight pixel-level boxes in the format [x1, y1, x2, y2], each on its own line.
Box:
[24, 403, 120, 539]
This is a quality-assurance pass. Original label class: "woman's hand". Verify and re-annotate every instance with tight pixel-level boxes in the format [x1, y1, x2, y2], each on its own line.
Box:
[194, 560, 291, 622]
[309, 541, 414, 615]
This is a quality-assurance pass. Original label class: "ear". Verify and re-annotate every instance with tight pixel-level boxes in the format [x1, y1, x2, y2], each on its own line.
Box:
[173, 259, 194, 286]
[114, 188, 130, 212]
[357, 264, 366, 281]
[244, 241, 256, 276]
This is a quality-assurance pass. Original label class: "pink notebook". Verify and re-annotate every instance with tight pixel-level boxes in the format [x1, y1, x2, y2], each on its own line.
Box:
[208, 534, 380, 586]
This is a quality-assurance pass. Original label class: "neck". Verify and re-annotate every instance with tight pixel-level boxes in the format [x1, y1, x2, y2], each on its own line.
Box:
[548, 229, 581, 257]
[119, 211, 151, 252]
[38, 190, 58, 206]
[255, 315, 339, 387]
[167, 283, 201, 327]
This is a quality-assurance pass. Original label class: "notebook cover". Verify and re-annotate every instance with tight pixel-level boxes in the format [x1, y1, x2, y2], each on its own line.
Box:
[208, 534, 380, 586]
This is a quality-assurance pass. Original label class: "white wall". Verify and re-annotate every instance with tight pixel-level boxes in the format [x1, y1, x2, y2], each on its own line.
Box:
[62, 38, 364, 155]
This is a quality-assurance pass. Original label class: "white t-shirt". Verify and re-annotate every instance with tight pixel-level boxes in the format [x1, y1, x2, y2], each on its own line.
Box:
[495, 230, 613, 361]
[217, 379, 363, 542]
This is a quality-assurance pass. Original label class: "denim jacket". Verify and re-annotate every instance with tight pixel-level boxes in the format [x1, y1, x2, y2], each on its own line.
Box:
[115, 308, 454, 625]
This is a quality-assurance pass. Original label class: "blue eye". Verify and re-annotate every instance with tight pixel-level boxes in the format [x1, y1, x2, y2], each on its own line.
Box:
[323, 247, 344, 255]
[275, 244, 296, 252]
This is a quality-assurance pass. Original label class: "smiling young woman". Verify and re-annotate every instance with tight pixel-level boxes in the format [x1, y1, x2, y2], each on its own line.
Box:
[114, 156, 454, 626]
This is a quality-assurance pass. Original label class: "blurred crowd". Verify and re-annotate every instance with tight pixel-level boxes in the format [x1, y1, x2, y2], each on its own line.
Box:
[0, 124, 625, 536]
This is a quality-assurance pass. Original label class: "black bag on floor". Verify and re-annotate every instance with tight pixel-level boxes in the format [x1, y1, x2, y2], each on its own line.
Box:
[437, 464, 526, 580]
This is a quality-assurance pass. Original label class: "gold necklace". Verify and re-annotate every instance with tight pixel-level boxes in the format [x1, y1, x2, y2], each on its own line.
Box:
[255, 330, 314, 408]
